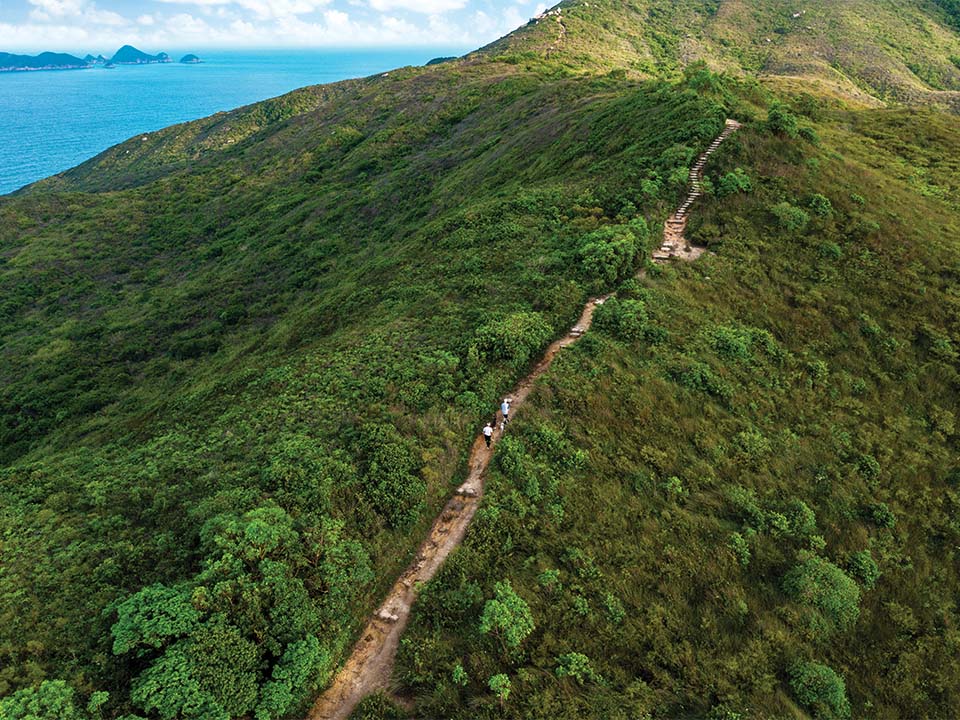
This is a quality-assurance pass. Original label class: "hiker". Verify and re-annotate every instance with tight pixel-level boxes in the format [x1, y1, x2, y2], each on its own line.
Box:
[483, 422, 494, 448]
[500, 398, 511, 429]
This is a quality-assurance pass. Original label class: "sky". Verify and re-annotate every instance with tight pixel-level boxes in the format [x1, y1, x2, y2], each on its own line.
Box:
[0, 0, 550, 52]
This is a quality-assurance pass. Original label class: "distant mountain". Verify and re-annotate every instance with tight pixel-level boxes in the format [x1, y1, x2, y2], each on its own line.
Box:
[0, 51, 89, 72]
[83, 54, 108, 64]
[110, 45, 171, 65]
[180, 54, 202, 64]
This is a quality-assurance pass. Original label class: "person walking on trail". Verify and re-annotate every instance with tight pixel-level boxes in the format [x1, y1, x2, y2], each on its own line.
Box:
[500, 398, 511, 429]
[483, 422, 494, 448]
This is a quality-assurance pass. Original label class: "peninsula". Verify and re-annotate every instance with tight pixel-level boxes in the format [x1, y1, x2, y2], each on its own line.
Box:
[0, 45, 195, 72]
[0, 51, 89, 72]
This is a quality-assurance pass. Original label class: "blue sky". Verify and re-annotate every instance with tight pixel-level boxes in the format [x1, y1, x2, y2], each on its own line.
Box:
[0, 0, 550, 52]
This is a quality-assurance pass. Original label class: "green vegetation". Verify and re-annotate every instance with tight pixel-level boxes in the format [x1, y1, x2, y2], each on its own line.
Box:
[788, 661, 851, 720]
[2, 0, 960, 719]
[392, 71, 960, 718]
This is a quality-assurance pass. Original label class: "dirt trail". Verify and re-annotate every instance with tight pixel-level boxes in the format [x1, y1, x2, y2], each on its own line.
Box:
[306, 120, 740, 720]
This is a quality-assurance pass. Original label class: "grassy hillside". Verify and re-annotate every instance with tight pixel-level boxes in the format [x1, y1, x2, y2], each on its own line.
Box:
[479, 0, 960, 108]
[392, 105, 960, 719]
[1, 1, 959, 719]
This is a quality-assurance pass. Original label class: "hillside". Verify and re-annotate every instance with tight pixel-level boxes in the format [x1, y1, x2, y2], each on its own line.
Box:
[1, 1, 959, 720]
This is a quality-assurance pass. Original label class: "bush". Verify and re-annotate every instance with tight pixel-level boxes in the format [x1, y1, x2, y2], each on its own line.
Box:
[767, 103, 799, 137]
[847, 550, 881, 589]
[479, 580, 535, 651]
[799, 126, 820, 144]
[808, 194, 833, 217]
[717, 168, 753, 197]
[0, 680, 105, 720]
[783, 553, 861, 635]
[472, 311, 553, 369]
[593, 297, 648, 342]
[452, 663, 469, 687]
[788, 661, 851, 719]
[555, 652, 603, 684]
[578, 220, 648, 286]
[866, 502, 896, 528]
[729, 532, 751, 567]
[358, 424, 425, 529]
[488, 674, 511, 703]
[770, 202, 810, 232]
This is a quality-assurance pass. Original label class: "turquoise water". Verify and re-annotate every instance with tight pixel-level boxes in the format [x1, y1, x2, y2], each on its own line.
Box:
[0, 49, 464, 195]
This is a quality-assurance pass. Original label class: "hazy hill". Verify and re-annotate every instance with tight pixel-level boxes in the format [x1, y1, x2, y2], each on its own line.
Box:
[0, 51, 89, 72]
[110, 45, 172, 65]
[1, 1, 959, 719]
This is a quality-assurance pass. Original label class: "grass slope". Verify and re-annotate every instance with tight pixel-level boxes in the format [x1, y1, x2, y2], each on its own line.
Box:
[392, 103, 960, 719]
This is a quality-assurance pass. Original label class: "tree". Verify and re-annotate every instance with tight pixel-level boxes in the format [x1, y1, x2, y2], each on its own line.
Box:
[488, 674, 511, 707]
[111, 584, 199, 655]
[0, 681, 105, 720]
[479, 580, 535, 652]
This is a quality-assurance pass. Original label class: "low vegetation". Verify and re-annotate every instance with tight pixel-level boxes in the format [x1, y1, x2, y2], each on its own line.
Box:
[1, 0, 959, 718]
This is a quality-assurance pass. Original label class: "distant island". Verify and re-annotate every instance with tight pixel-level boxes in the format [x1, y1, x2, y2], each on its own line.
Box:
[110, 45, 171, 65]
[0, 45, 197, 73]
[0, 51, 89, 72]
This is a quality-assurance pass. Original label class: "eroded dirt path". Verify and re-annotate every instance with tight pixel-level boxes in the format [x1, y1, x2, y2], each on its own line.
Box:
[306, 120, 740, 720]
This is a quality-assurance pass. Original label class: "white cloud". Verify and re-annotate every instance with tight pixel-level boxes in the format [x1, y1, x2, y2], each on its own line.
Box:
[3, 0, 538, 50]
[367, 0, 467, 13]
[28, 0, 86, 18]
[153, 0, 333, 20]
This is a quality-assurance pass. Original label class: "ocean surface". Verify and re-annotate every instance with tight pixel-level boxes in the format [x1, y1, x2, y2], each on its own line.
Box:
[0, 49, 465, 195]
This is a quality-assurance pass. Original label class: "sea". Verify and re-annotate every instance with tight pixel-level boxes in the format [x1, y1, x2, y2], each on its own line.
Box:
[0, 49, 466, 195]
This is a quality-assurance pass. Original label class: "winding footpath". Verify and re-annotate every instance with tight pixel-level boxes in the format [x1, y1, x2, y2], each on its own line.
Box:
[306, 119, 741, 720]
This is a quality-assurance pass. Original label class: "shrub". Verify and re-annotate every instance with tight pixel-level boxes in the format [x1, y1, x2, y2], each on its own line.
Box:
[358, 424, 426, 529]
[783, 553, 861, 635]
[0, 680, 104, 720]
[717, 168, 753, 197]
[472, 311, 553, 370]
[770, 202, 810, 232]
[788, 661, 851, 719]
[479, 580, 535, 651]
[808, 194, 833, 217]
[729, 532, 751, 567]
[767, 103, 799, 137]
[593, 297, 648, 342]
[537, 569, 561, 593]
[867, 502, 896, 528]
[799, 126, 820, 144]
[452, 663, 469, 687]
[111, 583, 199, 655]
[784, 500, 817, 539]
[555, 652, 603, 684]
[577, 219, 648, 286]
[847, 550, 881, 589]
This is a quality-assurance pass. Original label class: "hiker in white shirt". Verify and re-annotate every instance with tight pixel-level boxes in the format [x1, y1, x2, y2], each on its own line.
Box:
[482, 423, 494, 448]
